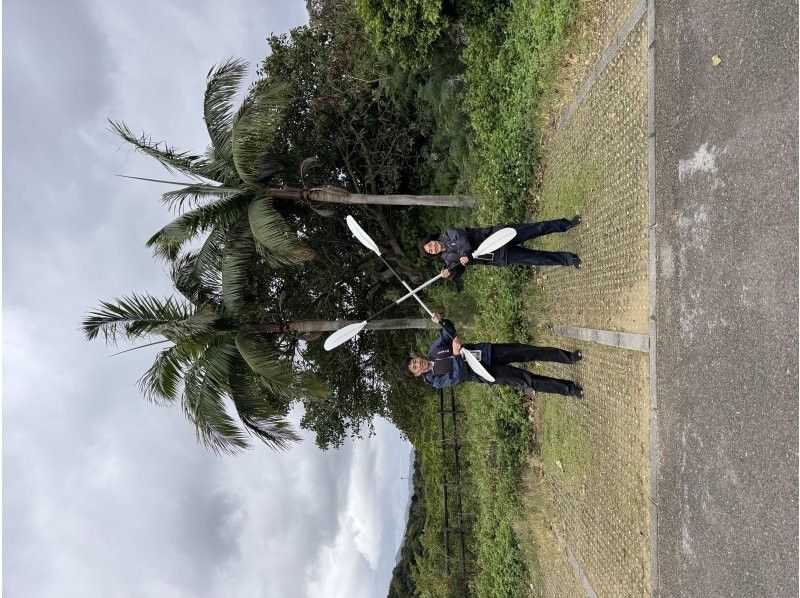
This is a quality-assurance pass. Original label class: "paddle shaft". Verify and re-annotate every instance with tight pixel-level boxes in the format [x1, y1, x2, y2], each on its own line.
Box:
[392, 242, 489, 304]
[375, 255, 434, 317]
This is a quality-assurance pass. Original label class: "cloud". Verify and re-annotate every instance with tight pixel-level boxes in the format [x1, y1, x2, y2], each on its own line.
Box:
[305, 418, 413, 598]
[4, 1, 413, 597]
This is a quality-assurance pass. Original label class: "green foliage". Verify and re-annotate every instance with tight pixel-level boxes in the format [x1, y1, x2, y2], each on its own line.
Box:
[387, 0, 584, 593]
[253, 1, 483, 448]
[462, 386, 530, 598]
[471, 517, 528, 598]
[355, 0, 447, 70]
[461, 0, 579, 217]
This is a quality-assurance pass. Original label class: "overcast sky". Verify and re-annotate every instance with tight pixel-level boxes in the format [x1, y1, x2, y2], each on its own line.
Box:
[3, 1, 413, 596]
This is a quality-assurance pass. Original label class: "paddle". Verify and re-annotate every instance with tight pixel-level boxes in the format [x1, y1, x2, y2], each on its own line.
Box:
[345, 215, 433, 316]
[323, 225, 517, 351]
[460, 348, 495, 383]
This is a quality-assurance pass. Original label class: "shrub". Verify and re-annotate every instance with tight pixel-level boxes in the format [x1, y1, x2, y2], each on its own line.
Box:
[355, 0, 447, 69]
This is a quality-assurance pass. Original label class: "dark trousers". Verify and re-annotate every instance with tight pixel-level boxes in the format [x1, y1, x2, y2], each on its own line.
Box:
[507, 246, 578, 267]
[488, 343, 578, 396]
[506, 219, 578, 267]
[509, 219, 574, 241]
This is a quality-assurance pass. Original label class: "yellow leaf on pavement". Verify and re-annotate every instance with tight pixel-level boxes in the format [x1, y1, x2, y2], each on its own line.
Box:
[711, 54, 722, 66]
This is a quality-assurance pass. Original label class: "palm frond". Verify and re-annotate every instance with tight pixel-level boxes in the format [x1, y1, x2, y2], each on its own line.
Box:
[146, 192, 252, 260]
[171, 232, 225, 305]
[228, 360, 300, 451]
[221, 218, 257, 312]
[202, 147, 246, 187]
[109, 119, 216, 181]
[299, 156, 320, 186]
[204, 58, 249, 168]
[294, 372, 330, 400]
[115, 174, 198, 186]
[235, 331, 327, 401]
[157, 306, 218, 344]
[161, 183, 238, 213]
[182, 337, 248, 454]
[248, 197, 315, 267]
[234, 331, 295, 392]
[145, 219, 194, 262]
[137, 344, 187, 404]
[238, 412, 300, 451]
[82, 294, 195, 344]
[230, 79, 293, 184]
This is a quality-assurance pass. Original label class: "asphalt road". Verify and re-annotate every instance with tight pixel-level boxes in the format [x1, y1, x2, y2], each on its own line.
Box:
[653, 1, 798, 596]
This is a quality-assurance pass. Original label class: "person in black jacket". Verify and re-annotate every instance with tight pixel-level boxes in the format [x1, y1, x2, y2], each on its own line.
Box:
[418, 216, 582, 281]
[404, 313, 584, 398]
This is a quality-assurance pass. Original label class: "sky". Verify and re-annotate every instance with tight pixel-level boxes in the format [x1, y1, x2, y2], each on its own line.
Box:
[3, 1, 413, 596]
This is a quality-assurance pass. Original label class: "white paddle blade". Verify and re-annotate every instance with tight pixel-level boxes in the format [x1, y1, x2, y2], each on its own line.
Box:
[324, 321, 368, 351]
[460, 348, 495, 382]
[345, 215, 381, 256]
[472, 227, 517, 257]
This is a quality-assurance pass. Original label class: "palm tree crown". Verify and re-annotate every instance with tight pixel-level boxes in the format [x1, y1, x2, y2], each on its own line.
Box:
[111, 59, 314, 310]
[82, 259, 327, 454]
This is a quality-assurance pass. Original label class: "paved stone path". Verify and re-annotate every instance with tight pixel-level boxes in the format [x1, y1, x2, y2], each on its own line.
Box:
[526, 1, 652, 595]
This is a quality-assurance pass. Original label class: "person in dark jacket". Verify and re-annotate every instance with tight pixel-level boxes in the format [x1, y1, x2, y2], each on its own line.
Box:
[418, 216, 582, 281]
[405, 313, 584, 398]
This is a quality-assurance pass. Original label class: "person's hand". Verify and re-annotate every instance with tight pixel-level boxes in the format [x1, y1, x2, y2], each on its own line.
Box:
[431, 312, 442, 324]
[440, 268, 451, 279]
[459, 256, 469, 266]
[451, 337, 463, 355]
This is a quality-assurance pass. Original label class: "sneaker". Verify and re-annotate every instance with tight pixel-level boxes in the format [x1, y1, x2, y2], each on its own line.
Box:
[572, 350, 582, 363]
[570, 214, 582, 227]
[572, 385, 585, 399]
[572, 254, 582, 269]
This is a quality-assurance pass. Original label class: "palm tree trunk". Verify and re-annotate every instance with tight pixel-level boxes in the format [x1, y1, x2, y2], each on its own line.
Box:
[309, 187, 476, 207]
[258, 318, 435, 333]
[266, 186, 476, 208]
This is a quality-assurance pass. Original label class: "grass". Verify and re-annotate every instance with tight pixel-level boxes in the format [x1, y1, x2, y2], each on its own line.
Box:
[538, 398, 589, 478]
[401, 0, 656, 593]
[463, 0, 580, 219]
[402, 0, 629, 596]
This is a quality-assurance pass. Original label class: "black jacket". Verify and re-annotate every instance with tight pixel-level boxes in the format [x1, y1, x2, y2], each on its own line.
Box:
[422, 319, 493, 389]
[438, 226, 510, 280]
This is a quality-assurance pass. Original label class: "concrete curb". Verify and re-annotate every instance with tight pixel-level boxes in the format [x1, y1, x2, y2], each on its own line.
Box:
[557, 0, 648, 132]
[553, 325, 650, 352]
[566, 546, 599, 598]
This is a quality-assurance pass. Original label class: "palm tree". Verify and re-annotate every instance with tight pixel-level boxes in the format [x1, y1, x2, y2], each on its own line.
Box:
[82, 252, 434, 454]
[83, 291, 320, 454]
[111, 59, 474, 271]
[112, 58, 312, 277]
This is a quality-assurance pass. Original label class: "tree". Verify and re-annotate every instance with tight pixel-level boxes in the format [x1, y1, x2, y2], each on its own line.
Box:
[111, 59, 312, 268]
[83, 292, 318, 454]
[355, 0, 448, 70]
[257, 318, 433, 333]
[82, 244, 435, 453]
[112, 57, 473, 307]
[112, 56, 474, 256]
[101, 6, 477, 450]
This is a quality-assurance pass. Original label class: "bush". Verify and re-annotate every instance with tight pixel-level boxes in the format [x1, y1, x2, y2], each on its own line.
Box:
[355, 0, 447, 69]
